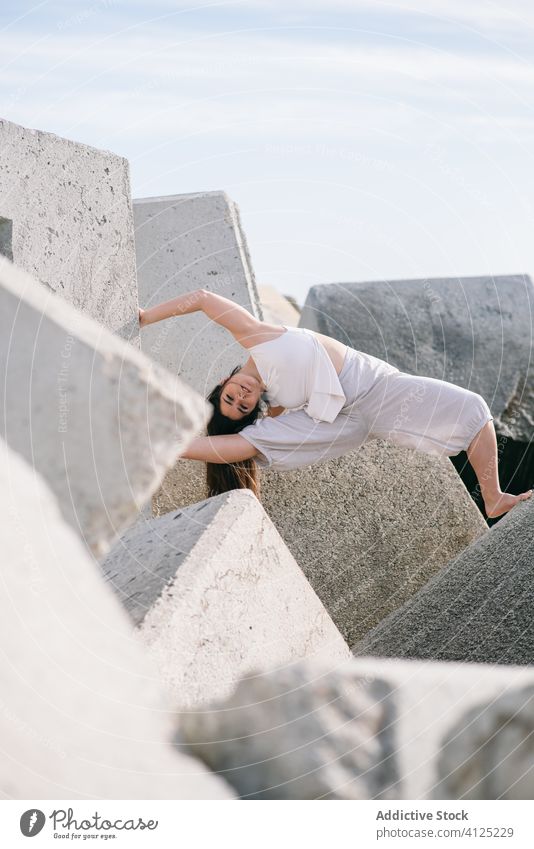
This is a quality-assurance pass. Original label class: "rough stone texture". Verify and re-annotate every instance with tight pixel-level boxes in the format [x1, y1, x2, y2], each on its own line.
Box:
[354, 496, 534, 665]
[135, 191, 264, 512]
[101, 489, 350, 708]
[0, 118, 139, 342]
[433, 686, 534, 800]
[178, 656, 534, 800]
[134, 190, 262, 395]
[0, 257, 207, 558]
[177, 661, 398, 800]
[300, 275, 534, 442]
[153, 441, 486, 647]
[1, 439, 232, 799]
[258, 284, 300, 326]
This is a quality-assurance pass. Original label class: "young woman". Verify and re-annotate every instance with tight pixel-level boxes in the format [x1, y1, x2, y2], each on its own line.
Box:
[139, 288, 532, 518]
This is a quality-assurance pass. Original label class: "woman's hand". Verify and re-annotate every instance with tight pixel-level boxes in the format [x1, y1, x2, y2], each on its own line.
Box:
[139, 308, 147, 327]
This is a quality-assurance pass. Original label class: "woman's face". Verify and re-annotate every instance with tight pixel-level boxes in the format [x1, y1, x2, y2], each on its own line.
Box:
[219, 372, 262, 420]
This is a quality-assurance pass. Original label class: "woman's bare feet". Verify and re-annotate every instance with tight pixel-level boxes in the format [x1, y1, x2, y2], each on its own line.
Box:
[484, 489, 533, 519]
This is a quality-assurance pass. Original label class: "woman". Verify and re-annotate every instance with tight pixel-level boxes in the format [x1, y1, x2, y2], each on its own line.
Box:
[139, 288, 532, 518]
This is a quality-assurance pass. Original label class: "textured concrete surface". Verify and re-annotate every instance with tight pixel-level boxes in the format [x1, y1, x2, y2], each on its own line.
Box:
[433, 686, 534, 800]
[178, 656, 534, 800]
[1, 439, 232, 799]
[300, 275, 534, 442]
[0, 118, 139, 343]
[135, 191, 264, 513]
[101, 489, 350, 708]
[354, 496, 534, 664]
[134, 191, 262, 396]
[258, 284, 300, 326]
[0, 257, 207, 558]
[153, 441, 486, 647]
[178, 662, 398, 800]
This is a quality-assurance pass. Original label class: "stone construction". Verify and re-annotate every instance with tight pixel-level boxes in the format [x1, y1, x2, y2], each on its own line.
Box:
[179, 661, 398, 800]
[2, 439, 231, 799]
[0, 118, 138, 342]
[101, 489, 350, 708]
[433, 685, 534, 800]
[300, 275, 534, 517]
[134, 190, 262, 395]
[258, 284, 300, 326]
[179, 656, 534, 800]
[354, 496, 534, 665]
[153, 442, 486, 647]
[0, 257, 207, 557]
[135, 190, 264, 513]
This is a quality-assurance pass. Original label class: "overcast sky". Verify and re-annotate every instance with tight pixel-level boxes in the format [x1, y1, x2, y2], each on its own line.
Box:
[2, 0, 534, 304]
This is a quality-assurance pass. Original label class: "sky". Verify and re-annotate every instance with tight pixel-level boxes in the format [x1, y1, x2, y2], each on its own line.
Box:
[2, 0, 534, 305]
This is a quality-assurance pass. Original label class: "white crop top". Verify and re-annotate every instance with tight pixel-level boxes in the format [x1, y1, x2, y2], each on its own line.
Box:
[250, 326, 347, 423]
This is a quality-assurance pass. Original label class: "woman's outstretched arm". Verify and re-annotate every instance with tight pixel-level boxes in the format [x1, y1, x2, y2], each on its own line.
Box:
[139, 288, 267, 345]
[180, 434, 258, 464]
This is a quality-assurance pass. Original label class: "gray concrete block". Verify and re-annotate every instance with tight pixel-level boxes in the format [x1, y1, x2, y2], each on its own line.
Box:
[179, 656, 534, 800]
[101, 489, 351, 708]
[134, 191, 262, 396]
[0, 118, 139, 343]
[354, 496, 534, 664]
[152, 442, 486, 647]
[1, 438, 232, 799]
[178, 661, 398, 800]
[258, 284, 300, 326]
[0, 257, 207, 557]
[433, 686, 534, 800]
[300, 275, 534, 442]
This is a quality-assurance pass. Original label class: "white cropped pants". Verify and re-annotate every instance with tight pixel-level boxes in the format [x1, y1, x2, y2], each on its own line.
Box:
[239, 346, 494, 472]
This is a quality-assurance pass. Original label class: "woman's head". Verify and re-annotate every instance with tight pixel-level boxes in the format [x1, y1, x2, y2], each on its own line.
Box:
[205, 366, 265, 497]
[207, 367, 264, 432]
[216, 369, 263, 421]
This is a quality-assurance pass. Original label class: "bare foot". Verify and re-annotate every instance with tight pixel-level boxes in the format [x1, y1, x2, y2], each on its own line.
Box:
[484, 489, 533, 519]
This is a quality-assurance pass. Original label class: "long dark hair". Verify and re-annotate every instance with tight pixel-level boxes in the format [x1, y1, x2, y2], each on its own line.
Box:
[206, 366, 264, 498]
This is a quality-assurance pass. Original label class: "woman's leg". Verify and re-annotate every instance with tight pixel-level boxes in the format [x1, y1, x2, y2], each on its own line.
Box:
[362, 371, 533, 518]
[466, 420, 533, 518]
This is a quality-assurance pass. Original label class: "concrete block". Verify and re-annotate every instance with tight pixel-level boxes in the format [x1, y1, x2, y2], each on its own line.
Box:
[134, 191, 262, 395]
[0, 257, 207, 557]
[0, 118, 139, 342]
[101, 489, 351, 708]
[179, 656, 534, 800]
[152, 442, 486, 647]
[1, 438, 232, 799]
[354, 496, 534, 665]
[434, 685, 534, 800]
[258, 284, 300, 326]
[178, 661, 398, 800]
[299, 275, 534, 442]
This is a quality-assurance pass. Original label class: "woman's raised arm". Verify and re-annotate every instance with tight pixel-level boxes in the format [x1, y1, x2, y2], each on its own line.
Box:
[139, 288, 265, 345]
[180, 434, 258, 464]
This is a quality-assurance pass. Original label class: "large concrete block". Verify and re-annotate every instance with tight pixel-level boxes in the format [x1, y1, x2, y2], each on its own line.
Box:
[354, 497, 534, 665]
[433, 685, 534, 800]
[0, 257, 207, 557]
[134, 191, 262, 395]
[1, 439, 232, 799]
[153, 442, 486, 647]
[179, 656, 534, 800]
[258, 284, 300, 326]
[300, 275, 534, 517]
[0, 118, 138, 341]
[178, 662, 398, 800]
[101, 489, 350, 708]
[300, 275, 534, 442]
